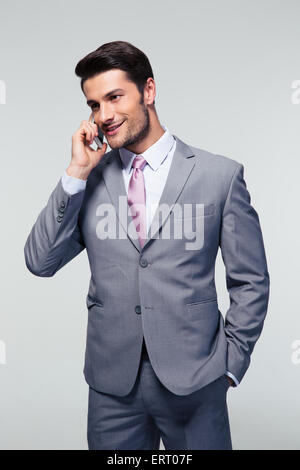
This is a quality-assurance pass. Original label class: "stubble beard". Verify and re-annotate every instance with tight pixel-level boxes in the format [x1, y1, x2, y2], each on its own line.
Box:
[108, 97, 150, 151]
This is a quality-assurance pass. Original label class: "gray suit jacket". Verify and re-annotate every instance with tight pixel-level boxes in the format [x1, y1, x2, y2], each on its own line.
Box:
[24, 134, 270, 396]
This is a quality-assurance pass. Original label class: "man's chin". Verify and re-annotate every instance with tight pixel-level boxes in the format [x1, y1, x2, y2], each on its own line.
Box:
[107, 139, 123, 150]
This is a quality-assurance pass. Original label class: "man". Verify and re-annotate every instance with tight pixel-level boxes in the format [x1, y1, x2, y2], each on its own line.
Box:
[24, 41, 270, 450]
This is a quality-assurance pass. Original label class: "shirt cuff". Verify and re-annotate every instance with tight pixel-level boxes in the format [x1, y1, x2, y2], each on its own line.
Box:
[226, 371, 240, 387]
[61, 171, 87, 195]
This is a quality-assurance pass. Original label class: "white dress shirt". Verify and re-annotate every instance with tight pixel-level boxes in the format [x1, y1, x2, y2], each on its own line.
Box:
[61, 124, 239, 387]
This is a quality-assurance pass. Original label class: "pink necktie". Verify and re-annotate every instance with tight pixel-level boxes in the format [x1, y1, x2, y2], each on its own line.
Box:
[127, 155, 147, 248]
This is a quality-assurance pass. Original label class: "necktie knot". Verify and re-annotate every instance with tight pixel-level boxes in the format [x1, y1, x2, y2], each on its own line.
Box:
[131, 155, 147, 171]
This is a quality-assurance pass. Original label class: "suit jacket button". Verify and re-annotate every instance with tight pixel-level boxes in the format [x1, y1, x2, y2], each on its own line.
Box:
[60, 201, 66, 208]
[140, 258, 148, 268]
[57, 215, 63, 223]
[135, 305, 141, 314]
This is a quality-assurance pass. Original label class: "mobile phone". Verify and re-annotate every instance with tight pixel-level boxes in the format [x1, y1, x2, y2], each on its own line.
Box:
[91, 115, 104, 149]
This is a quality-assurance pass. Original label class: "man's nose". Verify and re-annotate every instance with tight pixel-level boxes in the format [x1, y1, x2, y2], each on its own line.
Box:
[99, 104, 114, 127]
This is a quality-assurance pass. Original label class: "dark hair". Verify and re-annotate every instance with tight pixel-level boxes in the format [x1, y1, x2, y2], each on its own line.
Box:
[75, 40, 155, 104]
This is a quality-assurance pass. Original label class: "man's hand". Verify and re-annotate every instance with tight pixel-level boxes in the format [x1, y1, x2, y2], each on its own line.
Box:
[67, 113, 108, 180]
[226, 375, 234, 387]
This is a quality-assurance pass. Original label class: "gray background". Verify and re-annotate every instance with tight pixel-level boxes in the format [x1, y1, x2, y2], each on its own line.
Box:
[0, 0, 299, 450]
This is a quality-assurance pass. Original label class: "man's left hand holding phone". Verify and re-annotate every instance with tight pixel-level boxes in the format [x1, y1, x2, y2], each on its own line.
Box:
[66, 113, 108, 180]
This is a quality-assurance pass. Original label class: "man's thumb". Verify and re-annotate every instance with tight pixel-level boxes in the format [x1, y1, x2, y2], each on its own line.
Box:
[95, 142, 108, 159]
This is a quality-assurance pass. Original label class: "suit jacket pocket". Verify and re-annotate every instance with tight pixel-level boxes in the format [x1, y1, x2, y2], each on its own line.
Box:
[172, 203, 215, 219]
[186, 298, 218, 322]
[86, 294, 103, 309]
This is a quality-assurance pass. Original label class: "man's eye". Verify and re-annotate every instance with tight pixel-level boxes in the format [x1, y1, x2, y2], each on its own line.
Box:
[90, 96, 121, 109]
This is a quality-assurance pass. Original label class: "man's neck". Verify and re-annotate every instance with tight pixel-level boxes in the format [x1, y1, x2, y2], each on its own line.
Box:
[124, 124, 165, 155]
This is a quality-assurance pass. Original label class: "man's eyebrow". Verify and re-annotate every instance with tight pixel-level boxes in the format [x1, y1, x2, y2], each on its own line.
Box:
[86, 88, 124, 106]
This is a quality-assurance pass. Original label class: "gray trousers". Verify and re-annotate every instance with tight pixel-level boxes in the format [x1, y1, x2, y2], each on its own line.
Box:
[87, 342, 232, 450]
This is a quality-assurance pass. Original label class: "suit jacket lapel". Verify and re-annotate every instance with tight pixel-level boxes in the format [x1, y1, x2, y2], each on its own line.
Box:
[102, 134, 196, 252]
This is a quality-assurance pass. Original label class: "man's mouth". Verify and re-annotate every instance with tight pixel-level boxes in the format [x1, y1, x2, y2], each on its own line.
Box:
[106, 121, 125, 135]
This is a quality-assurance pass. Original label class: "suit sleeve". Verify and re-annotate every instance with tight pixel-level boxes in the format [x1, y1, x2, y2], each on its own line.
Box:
[219, 163, 270, 383]
[24, 177, 86, 277]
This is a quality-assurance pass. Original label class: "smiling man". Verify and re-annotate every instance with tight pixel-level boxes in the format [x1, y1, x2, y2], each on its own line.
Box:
[85, 75, 156, 153]
[24, 40, 270, 450]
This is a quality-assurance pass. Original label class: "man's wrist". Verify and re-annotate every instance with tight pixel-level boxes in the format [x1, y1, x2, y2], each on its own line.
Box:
[227, 376, 234, 386]
[66, 164, 91, 181]
[226, 371, 239, 387]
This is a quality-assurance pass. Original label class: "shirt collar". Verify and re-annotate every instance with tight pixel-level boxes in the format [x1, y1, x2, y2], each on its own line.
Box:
[119, 125, 175, 174]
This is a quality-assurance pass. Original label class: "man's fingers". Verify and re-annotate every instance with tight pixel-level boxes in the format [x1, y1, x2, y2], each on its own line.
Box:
[87, 114, 98, 137]
[80, 122, 96, 144]
[86, 122, 96, 140]
[88, 114, 98, 131]
[77, 117, 98, 145]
